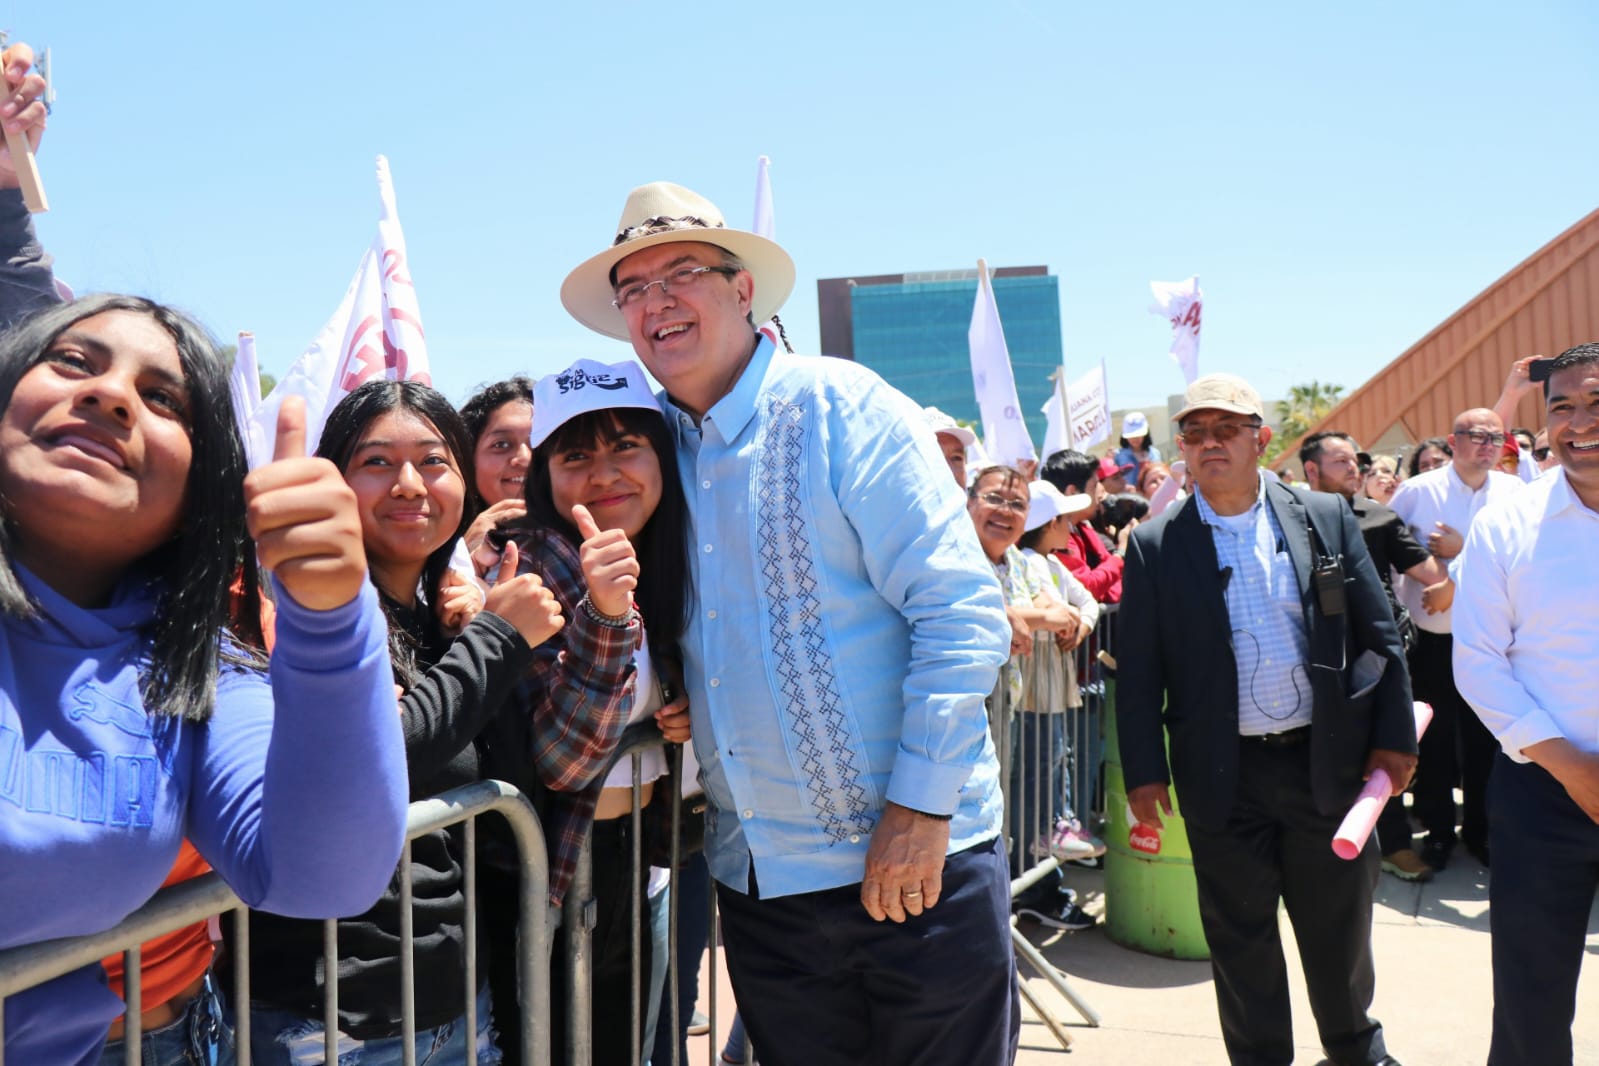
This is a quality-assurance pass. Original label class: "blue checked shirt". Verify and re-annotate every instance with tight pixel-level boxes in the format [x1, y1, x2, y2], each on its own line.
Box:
[664, 336, 1009, 898]
[1193, 476, 1314, 735]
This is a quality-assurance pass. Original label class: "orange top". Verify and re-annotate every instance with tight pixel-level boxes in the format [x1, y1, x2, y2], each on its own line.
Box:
[102, 841, 214, 1012]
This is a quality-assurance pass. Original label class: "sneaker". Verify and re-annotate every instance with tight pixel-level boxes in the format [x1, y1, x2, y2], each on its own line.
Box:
[1045, 818, 1107, 863]
[1017, 898, 1097, 932]
[686, 1010, 711, 1037]
[1380, 848, 1434, 882]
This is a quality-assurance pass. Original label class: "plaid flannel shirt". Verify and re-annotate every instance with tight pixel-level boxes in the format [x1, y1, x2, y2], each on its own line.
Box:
[513, 528, 640, 904]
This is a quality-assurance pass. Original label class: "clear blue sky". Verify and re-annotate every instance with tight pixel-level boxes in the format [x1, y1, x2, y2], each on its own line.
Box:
[14, 1, 1599, 417]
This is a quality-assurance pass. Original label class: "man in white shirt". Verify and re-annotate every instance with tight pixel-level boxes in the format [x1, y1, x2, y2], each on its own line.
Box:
[1452, 343, 1599, 1066]
[1387, 408, 1523, 869]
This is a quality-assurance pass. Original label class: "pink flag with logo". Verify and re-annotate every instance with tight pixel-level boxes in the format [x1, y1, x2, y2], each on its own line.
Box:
[1149, 275, 1203, 386]
[241, 156, 431, 468]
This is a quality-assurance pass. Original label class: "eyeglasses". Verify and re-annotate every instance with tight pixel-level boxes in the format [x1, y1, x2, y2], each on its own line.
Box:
[1533, 446, 1551, 461]
[976, 492, 1028, 514]
[611, 265, 738, 310]
[1177, 420, 1262, 446]
[1454, 429, 1507, 448]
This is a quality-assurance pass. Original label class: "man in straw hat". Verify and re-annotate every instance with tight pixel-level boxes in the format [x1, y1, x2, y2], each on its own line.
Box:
[562, 183, 1018, 1064]
[1116, 373, 1415, 1066]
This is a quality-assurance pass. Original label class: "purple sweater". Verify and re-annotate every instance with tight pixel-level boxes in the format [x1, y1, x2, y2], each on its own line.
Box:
[0, 570, 409, 1065]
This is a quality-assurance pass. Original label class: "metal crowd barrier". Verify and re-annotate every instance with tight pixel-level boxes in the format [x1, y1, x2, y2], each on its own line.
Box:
[0, 779, 551, 1066]
[993, 602, 1122, 1046]
[2, 613, 1122, 1066]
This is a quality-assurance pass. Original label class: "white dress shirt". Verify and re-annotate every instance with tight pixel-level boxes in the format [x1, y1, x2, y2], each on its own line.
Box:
[1452, 467, 1599, 761]
[1388, 464, 1523, 633]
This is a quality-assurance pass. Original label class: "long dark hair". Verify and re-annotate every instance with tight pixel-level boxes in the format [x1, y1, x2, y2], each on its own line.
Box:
[524, 406, 689, 647]
[316, 380, 477, 681]
[0, 294, 264, 721]
[1407, 436, 1452, 479]
[459, 375, 535, 510]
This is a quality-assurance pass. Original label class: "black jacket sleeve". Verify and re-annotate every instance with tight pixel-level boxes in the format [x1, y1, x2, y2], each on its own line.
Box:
[1334, 501, 1417, 755]
[399, 611, 534, 781]
[0, 187, 62, 328]
[1116, 524, 1171, 792]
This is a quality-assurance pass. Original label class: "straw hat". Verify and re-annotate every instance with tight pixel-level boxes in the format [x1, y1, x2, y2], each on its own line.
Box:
[561, 182, 796, 341]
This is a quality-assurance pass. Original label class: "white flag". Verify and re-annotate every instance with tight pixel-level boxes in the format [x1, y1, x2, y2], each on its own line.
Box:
[752, 155, 785, 351]
[1065, 360, 1112, 451]
[1149, 275, 1203, 385]
[1040, 375, 1070, 460]
[968, 259, 1037, 468]
[243, 156, 431, 469]
[229, 331, 262, 455]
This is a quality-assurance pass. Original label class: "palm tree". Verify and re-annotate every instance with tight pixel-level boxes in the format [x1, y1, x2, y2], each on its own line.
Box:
[1266, 381, 1345, 462]
[1276, 381, 1344, 440]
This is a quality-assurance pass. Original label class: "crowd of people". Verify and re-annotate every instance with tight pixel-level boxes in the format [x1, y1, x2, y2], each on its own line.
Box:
[1, 36, 1594, 1066]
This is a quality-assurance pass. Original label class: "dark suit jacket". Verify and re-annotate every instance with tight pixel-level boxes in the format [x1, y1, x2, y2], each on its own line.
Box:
[1116, 480, 1416, 833]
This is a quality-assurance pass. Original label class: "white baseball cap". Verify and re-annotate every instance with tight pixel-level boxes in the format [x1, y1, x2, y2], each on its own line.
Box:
[1024, 480, 1093, 531]
[529, 359, 663, 449]
[923, 405, 977, 447]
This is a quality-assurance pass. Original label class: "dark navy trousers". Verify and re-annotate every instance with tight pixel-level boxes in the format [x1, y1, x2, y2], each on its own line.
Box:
[714, 835, 1020, 1066]
[1487, 752, 1599, 1066]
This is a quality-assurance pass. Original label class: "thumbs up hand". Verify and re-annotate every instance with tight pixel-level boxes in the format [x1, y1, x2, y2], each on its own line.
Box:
[481, 541, 566, 647]
[571, 504, 638, 620]
[244, 396, 368, 611]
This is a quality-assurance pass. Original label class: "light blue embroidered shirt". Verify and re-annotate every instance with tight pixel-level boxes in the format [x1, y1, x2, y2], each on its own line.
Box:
[1193, 475, 1313, 735]
[664, 337, 1008, 898]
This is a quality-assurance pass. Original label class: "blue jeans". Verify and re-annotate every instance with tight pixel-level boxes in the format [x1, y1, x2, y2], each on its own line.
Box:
[246, 984, 500, 1065]
[99, 971, 234, 1066]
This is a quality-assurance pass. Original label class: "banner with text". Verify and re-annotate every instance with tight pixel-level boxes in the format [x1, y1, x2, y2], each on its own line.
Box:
[1065, 360, 1112, 451]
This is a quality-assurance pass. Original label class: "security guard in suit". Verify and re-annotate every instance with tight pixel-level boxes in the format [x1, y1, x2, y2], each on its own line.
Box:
[1118, 374, 1416, 1066]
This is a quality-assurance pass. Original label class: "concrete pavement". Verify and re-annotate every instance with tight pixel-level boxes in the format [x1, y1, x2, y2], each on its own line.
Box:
[1014, 852, 1599, 1064]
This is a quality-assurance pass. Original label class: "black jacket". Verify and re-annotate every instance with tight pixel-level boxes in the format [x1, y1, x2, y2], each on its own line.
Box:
[1116, 480, 1416, 832]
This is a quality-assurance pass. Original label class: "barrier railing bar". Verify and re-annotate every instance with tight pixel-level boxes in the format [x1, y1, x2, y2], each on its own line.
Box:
[464, 815, 479, 1064]
[398, 838, 417, 1066]
[235, 906, 252, 1066]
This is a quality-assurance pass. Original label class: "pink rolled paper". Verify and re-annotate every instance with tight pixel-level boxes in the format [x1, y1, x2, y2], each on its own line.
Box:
[1332, 701, 1434, 860]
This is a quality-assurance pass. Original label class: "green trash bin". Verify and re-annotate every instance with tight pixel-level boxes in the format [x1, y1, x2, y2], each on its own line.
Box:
[1103, 696, 1210, 960]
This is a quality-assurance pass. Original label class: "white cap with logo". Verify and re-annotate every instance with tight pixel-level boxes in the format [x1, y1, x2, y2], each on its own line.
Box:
[529, 358, 663, 449]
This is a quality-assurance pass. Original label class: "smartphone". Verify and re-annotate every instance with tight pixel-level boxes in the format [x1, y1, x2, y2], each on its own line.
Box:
[1529, 358, 1555, 383]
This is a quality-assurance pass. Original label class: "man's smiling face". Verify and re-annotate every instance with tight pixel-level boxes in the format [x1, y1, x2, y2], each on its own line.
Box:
[1546, 363, 1599, 487]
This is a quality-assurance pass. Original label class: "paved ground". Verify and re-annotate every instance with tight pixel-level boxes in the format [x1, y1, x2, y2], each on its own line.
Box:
[1011, 852, 1599, 1064]
[676, 850, 1599, 1065]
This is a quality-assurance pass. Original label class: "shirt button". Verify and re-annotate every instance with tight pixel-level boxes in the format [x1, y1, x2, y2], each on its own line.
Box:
[703, 544, 714, 553]
[702, 479, 712, 489]
[710, 678, 721, 688]
[707, 609, 718, 620]
[742, 809, 754, 819]
[849, 834, 861, 844]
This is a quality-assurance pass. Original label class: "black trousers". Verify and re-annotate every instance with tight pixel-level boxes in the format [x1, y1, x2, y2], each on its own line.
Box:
[1487, 753, 1599, 1066]
[714, 836, 1019, 1066]
[1185, 739, 1388, 1066]
[1408, 630, 1497, 852]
